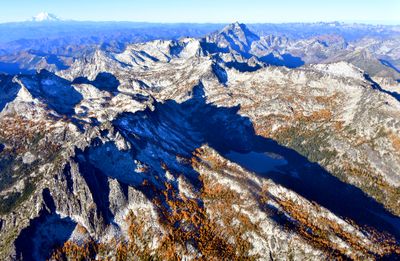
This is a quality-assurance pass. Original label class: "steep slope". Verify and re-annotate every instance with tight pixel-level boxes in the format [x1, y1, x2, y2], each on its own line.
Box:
[1, 21, 399, 80]
[206, 22, 260, 54]
[0, 25, 400, 260]
[60, 34, 400, 216]
[326, 49, 400, 79]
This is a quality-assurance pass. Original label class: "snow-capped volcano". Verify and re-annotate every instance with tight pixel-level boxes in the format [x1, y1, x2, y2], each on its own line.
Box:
[30, 12, 60, 22]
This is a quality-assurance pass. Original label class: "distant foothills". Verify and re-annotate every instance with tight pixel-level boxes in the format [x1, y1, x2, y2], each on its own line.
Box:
[0, 13, 399, 81]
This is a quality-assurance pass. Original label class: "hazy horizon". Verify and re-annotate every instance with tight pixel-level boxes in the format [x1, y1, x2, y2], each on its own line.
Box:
[1, 0, 399, 25]
[1, 18, 400, 26]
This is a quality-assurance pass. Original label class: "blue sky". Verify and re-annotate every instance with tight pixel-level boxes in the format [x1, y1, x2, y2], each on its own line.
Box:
[1, 0, 399, 24]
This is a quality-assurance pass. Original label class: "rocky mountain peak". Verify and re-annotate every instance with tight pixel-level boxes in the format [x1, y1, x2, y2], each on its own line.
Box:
[1, 21, 400, 260]
[221, 22, 260, 42]
[207, 22, 260, 54]
[223, 21, 247, 31]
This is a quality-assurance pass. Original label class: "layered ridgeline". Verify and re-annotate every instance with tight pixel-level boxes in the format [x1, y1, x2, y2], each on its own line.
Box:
[1, 19, 399, 81]
[0, 23, 400, 260]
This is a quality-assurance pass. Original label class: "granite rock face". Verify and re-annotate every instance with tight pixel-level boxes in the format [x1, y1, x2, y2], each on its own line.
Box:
[0, 23, 400, 260]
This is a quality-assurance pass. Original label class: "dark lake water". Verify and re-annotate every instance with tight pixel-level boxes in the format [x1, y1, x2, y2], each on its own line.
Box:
[225, 151, 287, 173]
[114, 85, 400, 245]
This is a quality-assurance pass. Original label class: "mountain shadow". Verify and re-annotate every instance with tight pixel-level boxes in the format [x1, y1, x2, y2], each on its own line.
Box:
[260, 53, 305, 68]
[74, 150, 115, 225]
[0, 74, 21, 111]
[225, 61, 262, 72]
[73, 72, 120, 93]
[0, 62, 35, 75]
[379, 59, 400, 74]
[108, 82, 400, 242]
[19, 69, 83, 116]
[365, 73, 400, 103]
[15, 189, 77, 261]
[46, 54, 69, 70]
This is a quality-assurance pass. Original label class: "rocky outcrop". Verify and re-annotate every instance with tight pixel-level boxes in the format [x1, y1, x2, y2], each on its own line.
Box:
[0, 24, 400, 260]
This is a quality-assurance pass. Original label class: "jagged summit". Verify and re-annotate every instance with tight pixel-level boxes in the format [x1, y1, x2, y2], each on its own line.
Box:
[222, 22, 252, 33]
[223, 21, 247, 31]
[1, 20, 400, 260]
[30, 12, 60, 22]
[221, 22, 260, 41]
[207, 22, 260, 53]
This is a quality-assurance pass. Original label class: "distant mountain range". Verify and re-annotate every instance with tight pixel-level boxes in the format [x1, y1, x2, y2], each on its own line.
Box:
[1, 17, 400, 260]
[0, 18, 399, 80]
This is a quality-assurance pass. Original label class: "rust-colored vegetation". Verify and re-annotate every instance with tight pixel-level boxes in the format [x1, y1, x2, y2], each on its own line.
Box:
[194, 146, 400, 260]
